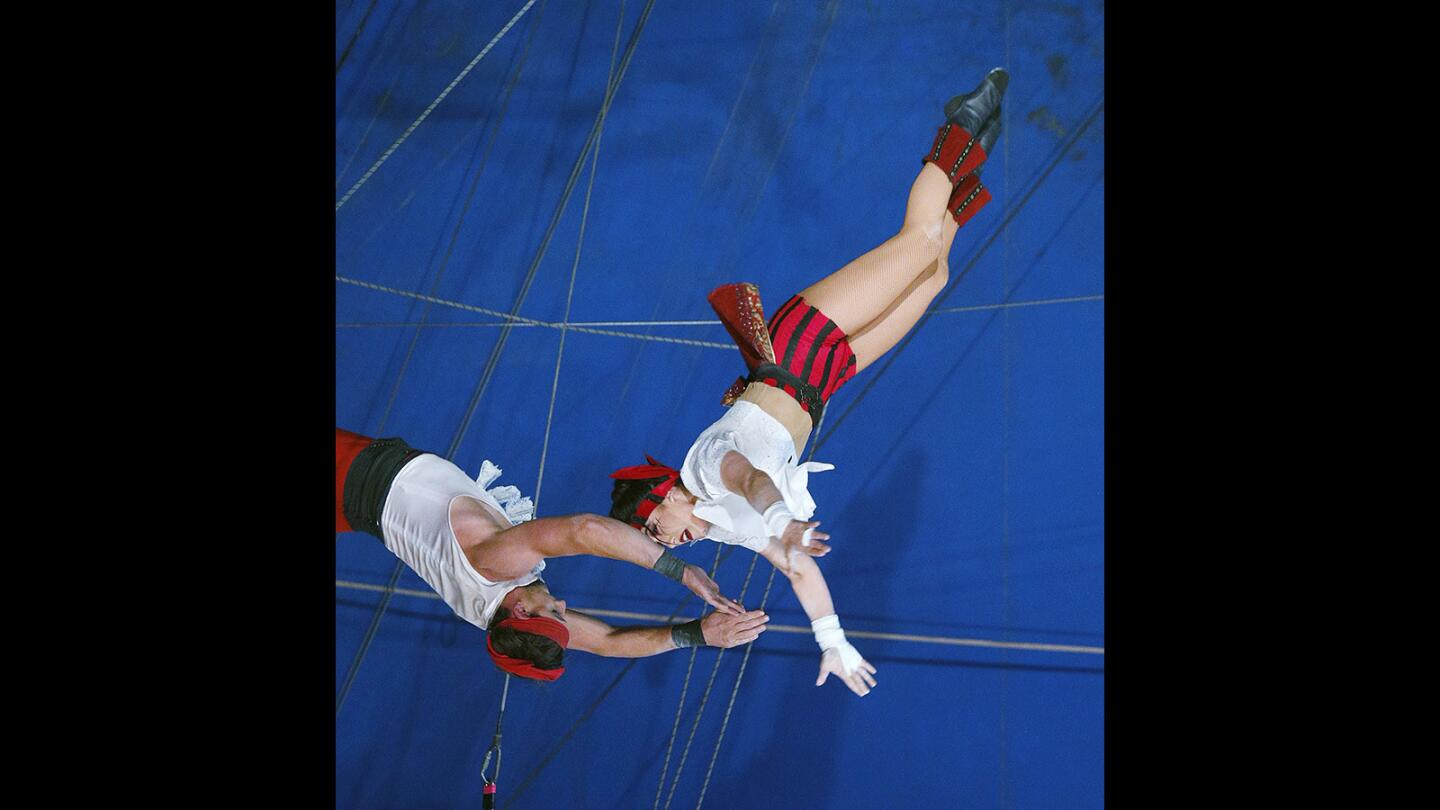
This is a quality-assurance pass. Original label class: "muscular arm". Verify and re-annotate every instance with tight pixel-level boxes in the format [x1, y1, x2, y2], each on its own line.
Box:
[470, 513, 745, 615]
[757, 537, 835, 621]
[468, 513, 663, 580]
[566, 609, 769, 658]
[565, 609, 677, 658]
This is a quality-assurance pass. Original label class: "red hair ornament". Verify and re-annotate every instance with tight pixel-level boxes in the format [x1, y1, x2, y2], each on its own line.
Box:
[608, 455, 680, 526]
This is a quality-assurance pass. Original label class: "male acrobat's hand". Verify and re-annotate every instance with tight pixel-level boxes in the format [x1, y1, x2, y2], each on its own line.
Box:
[701, 609, 769, 648]
[682, 564, 744, 615]
[781, 520, 831, 559]
[816, 644, 878, 697]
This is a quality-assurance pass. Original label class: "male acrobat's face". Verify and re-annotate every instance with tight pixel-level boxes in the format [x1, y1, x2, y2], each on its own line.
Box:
[511, 580, 568, 623]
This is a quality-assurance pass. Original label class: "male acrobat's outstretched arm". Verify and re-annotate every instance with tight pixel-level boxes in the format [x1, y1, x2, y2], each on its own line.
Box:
[565, 608, 770, 658]
[473, 513, 745, 615]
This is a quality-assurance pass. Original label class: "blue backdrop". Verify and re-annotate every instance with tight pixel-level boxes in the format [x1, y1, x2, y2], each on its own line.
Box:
[336, 1, 1103, 807]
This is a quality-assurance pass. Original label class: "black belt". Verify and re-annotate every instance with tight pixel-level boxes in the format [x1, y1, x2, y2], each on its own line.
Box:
[747, 362, 824, 427]
[342, 438, 426, 540]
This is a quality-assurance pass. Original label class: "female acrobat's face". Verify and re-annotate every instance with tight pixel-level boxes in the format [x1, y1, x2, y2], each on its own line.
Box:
[642, 488, 705, 547]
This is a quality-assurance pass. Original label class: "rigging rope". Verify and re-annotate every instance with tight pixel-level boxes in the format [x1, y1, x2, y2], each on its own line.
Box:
[695, 566, 779, 810]
[336, 0, 540, 210]
[506, 546, 734, 805]
[445, 0, 659, 464]
[331, 293, 1106, 331]
[335, 275, 735, 349]
[652, 544, 722, 810]
[334, 581, 1106, 655]
[479, 673, 512, 808]
[374, 0, 548, 439]
[660, 551, 762, 810]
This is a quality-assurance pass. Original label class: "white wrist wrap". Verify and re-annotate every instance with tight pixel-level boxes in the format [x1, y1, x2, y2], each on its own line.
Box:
[812, 614, 863, 674]
[811, 614, 846, 650]
[762, 501, 795, 539]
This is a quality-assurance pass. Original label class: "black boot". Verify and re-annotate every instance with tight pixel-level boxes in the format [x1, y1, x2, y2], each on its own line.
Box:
[924, 67, 1009, 182]
[944, 67, 1008, 133]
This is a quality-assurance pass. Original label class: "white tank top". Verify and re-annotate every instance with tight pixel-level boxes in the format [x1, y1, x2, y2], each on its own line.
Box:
[379, 454, 545, 630]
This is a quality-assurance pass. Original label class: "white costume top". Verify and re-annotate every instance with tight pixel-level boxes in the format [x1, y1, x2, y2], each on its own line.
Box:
[680, 401, 834, 551]
[379, 454, 545, 630]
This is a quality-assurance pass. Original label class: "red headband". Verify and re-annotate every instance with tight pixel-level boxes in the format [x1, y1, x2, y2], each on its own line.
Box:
[486, 615, 570, 681]
[609, 455, 680, 526]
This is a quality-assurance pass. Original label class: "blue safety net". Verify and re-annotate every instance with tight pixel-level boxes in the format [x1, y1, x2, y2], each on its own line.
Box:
[336, 1, 1103, 807]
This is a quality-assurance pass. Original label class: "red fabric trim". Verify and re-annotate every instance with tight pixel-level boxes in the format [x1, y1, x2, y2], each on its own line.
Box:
[632, 476, 677, 523]
[924, 123, 990, 183]
[949, 174, 993, 228]
[335, 427, 372, 533]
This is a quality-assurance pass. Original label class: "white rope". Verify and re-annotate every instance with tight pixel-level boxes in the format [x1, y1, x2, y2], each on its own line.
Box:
[334, 295, 1105, 330]
[336, 318, 726, 328]
[335, 0, 540, 211]
[542, 326, 730, 349]
[661, 551, 763, 810]
[696, 564, 778, 810]
[478, 673, 511, 785]
[928, 293, 1104, 314]
[334, 580, 1104, 654]
[336, 275, 734, 349]
[652, 545, 722, 810]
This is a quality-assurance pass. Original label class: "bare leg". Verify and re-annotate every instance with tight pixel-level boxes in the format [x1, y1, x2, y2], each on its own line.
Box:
[847, 214, 959, 372]
[797, 163, 953, 334]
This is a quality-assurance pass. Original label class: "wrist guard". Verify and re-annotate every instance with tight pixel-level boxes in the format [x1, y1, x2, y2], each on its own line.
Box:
[652, 549, 687, 583]
[812, 614, 864, 674]
[671, 618, 705, 648]
[811, 614, 847, 650]
[762, 501, 795, 539]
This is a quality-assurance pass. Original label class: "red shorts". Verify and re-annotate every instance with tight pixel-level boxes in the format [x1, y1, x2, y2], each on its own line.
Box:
[336, 427, 373, 532]
[759, 295, 859, 413]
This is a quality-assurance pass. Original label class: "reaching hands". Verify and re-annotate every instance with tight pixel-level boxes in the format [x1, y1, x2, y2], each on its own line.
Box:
[816, 643, 878, 697]
[780, 519, 830, 564]
[761, 499, 831, 561]
[682, 564, 744, 615]
[701, 609, 770, 648]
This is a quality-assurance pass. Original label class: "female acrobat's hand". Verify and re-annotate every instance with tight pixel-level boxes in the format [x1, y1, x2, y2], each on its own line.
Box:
[816, 643, 878, 697]
[701, 609, 770, 648]
[781, 520, 830, 558]
[682, 564, 744, 615]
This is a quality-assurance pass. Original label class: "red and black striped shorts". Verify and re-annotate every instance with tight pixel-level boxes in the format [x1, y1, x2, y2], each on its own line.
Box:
[755, 295, 858, 416]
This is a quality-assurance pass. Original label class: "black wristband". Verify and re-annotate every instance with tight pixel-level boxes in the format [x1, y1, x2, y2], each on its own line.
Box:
[652, 549, 687, 583]
[671, 619, 705, 648]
